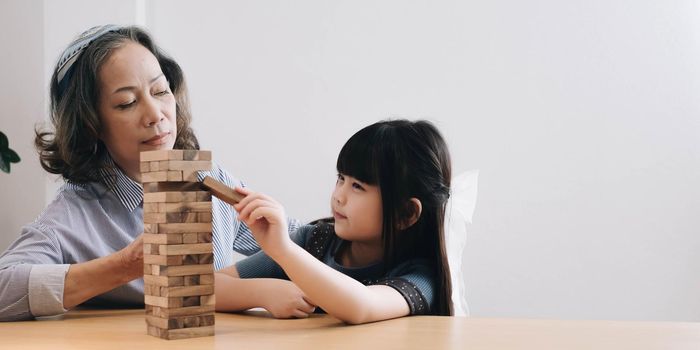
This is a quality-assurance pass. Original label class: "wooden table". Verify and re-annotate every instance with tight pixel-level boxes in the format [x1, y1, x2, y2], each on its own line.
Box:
[1, 309, 699, 349]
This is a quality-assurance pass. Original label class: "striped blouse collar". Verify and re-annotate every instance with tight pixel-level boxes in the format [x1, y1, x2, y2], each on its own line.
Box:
[99, 156, 143, 211]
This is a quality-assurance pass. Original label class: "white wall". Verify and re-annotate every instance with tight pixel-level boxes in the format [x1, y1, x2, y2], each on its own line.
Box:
[1, 0, 698, 322]
[0, 0, 45, 253]
[0, 0, 145, 258]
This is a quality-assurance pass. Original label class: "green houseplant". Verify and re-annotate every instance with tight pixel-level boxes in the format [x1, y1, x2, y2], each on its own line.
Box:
[0, 131, 21, 173]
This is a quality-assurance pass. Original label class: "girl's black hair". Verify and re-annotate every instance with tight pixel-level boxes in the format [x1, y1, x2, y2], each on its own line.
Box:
[337, 119, 453, 316]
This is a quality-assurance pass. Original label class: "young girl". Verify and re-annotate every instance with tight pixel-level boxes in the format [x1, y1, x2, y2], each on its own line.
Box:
[215, 119, 453, 323]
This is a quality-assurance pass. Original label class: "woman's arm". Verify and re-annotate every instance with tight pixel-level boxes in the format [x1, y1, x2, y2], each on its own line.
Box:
[0, 227, 142, 320]
[234, 189, 410, 324]
[62, 235, 143, 309]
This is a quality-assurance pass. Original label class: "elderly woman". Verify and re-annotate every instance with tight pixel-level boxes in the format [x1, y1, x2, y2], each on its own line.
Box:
[0, 25, 301, 321]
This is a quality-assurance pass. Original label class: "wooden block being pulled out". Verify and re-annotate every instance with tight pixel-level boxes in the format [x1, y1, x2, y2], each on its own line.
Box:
[200, 176, 245, 206]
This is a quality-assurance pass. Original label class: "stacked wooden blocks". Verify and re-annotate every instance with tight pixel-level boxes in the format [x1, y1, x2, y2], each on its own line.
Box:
[140, 150, 216, 340]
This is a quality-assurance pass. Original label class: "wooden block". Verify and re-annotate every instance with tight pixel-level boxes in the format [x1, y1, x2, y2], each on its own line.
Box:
[144, 275, 184, 287]
[148, 325, 214, 340]
[141, 150, 171, 162]
[144, 182, 203, 193]
[201, 176, 244, 206]
[148, 305, 215, 318]
[183, 254, 199, 265]
[158, 243, 212, 255]
[144, 233, 183, 245]
[144, 212, 167, 223]
[183, 150, 212, 161]
[158, 264, 214, 277]
[168, 150, 184, 160]
[140, 150, 184, 162]
[165, 212, 199, 223]
[145, 212, 200, 223]
[145, 295, 184, 308]
[182, 169, 200, 182]
[144, 223, 158, 233]
[184, 275, 200, 286]
[182, 296, 201, 307]
[147, 314, 213, 330]
[163, 202, 212, 213]
[182, 233, 198, 244]
[168, 325, 215, 340]
[145, 202, 213, 214]
[196, 191, 212, 201]
[197, 212, 212, 223]
[198, 253, 213, 264]
[149, 161, 160, 172]
[144, 192, 203, 203]
[167, 170, 183, 181]
[199, 274, 214, 285]
[144, 284, 160, 297]
[159, 160, 212, 172]
[198, 232, 212, 243]
[140, 162, 150, 172]
[200, 294, 215, 307]
[147, 325, 164, 339]
[157, 223, 212, 234]
[160, 285, 214, 298]
[142, 171, 168, 183]
[144, 264, 153, 275]
[144, 254, 183, 266]
[143, 203, 161, 213]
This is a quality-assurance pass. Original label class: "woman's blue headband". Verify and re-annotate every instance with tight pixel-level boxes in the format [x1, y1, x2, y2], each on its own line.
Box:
[56, 24, 121, 94]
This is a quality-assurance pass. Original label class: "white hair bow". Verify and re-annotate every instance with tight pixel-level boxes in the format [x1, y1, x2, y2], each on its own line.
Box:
[445, 170, 479, 316]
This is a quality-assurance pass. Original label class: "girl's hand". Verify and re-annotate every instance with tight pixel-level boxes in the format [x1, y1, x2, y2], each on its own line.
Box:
[260, 279, 317, 319]
[233, 188, 292, 258]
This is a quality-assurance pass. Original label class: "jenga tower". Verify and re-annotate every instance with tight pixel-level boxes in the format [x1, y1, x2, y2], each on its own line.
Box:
[140, 150, 215, 340]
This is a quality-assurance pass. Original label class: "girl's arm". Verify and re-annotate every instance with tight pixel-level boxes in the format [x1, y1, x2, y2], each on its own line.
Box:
[215, 266, 316, 318]
[234, 189, 411, 324]
[274, 244, 410, 324]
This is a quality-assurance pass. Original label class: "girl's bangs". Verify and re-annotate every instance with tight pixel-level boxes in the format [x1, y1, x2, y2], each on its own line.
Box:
[336, 127, 380, 185]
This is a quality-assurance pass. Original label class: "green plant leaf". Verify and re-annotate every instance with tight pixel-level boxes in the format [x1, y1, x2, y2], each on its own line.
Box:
[3, 148, 20, 163]
[0, 157, 9, 173]
[0, 132, 8, 150]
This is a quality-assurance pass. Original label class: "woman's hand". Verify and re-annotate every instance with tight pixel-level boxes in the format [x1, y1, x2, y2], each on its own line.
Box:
[233, 188, 293, 258]
[117, 234, 144, 281]
[63, 235, 144, 309]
